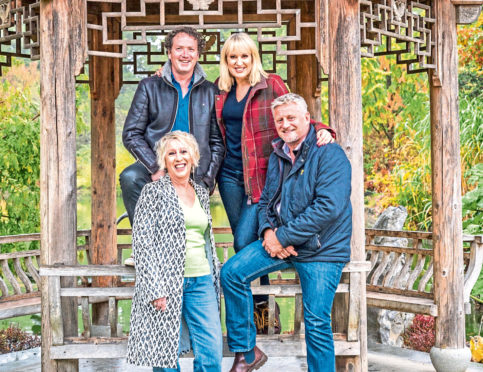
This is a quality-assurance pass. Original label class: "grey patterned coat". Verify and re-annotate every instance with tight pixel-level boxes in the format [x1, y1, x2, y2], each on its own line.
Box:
[126, 175, 221, 368]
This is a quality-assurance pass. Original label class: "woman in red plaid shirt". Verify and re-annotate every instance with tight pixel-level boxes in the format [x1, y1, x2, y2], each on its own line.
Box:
[215, 32, 335, 256]
[214, 34, 335, 340]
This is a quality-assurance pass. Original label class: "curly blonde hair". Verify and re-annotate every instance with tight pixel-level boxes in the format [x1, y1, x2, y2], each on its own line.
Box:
[155, 131, 200, 172]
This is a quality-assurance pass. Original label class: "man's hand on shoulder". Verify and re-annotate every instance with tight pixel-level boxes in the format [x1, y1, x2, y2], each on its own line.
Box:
[154, 65, 163, 78]
[151, 169, 165, 181]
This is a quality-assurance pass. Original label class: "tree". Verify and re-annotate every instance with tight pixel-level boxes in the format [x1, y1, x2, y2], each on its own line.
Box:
[0, 62, 40, 242]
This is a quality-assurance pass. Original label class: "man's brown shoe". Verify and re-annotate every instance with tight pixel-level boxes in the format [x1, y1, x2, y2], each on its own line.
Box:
[229, 346, 268, 372]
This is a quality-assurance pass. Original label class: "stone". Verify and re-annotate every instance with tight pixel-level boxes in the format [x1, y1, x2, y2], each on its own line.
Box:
[367, 206, 416, 346]
[378, 310, 414, 347]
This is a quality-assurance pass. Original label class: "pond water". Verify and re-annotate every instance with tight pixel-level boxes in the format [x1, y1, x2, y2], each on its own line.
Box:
[1, 193, 481, 341]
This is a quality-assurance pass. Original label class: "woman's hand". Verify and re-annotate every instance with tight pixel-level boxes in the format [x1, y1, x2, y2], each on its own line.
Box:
[154, 66, 163, 78]
[316, 129, 335, 147]
[152, 297, 167, 311]
[151, 169, 165, 181]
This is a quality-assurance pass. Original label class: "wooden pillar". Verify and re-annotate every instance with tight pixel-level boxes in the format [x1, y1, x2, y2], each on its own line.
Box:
[328, 1, 367, 371]
[429, 0, 465, 350]
[288, 1, 321, 121]
[89, 7, 121, 326]
[40, 0, 86, 371]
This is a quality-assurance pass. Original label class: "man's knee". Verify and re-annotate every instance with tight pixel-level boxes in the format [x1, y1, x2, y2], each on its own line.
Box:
[120, 163, 149, 190]
[221, 257, 244, 288]
[220, 261, 233, 287]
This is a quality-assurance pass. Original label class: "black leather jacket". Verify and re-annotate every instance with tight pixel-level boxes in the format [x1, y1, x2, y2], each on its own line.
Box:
[122, 62, 224, 191]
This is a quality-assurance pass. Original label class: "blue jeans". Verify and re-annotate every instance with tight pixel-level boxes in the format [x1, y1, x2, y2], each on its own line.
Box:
[217, 167, 259, 252]
[220, 240, 344, 372]
[153, 275, 222, 372]
[217, 168, 269, 303]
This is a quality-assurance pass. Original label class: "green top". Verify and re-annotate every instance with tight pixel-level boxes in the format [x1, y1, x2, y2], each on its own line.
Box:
[181, 194, 210, 277]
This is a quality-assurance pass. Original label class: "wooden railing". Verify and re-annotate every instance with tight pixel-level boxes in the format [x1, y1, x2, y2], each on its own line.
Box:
[39, 260, 370, 359]
[365, 229, 483, 316]
[1, 228, 482, 323]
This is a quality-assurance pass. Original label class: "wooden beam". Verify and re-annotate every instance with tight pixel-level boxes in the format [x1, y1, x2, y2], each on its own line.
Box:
[291, 1, 321, 120]
[429, 0, 466, 349]
[328, 0, 366, 370]
[40, 0, 87, 370]
[89, 3, 122, 327]
[50, 339, 361, 359]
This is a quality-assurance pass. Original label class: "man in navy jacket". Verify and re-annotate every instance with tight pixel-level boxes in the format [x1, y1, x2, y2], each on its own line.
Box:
[221, 93, 352, 372]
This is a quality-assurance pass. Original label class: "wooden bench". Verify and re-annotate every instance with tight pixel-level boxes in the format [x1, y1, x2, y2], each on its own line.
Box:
[2, 228, 482, 323]
[0, 234, 41, 320]
[0, 231, 91, 320]
[39, 258, 370, 360]
[365, 229, 483, 316]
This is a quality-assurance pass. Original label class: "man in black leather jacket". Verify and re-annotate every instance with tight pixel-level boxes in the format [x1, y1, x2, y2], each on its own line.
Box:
[120, 27, 224, 227]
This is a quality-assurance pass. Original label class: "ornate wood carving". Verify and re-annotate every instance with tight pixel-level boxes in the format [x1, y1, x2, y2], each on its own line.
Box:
[3, 1, 480, 78]
[0, 0, 39, 75]
[85, 0, 317, 58]
[360, 0, 436, 74]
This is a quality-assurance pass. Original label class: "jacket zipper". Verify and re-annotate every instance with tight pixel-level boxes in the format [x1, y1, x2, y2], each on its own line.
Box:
[265, 157, 284, 230]
[165, 76, 204, 133]
[187, 78, 204, 134]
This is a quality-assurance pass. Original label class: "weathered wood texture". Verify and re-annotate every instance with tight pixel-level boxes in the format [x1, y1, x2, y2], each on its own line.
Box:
[429, 0, 465, 349]
[328, 0, 366, 370]
[40, 260, 370, 360]
[40, 0, 87, 370]
[288, 1, 321, 121]
[49, 338, 360, 359]
[88, 4, 122, 327]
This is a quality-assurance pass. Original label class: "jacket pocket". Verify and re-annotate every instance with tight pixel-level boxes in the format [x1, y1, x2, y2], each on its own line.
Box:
[300, 234, 321, 251]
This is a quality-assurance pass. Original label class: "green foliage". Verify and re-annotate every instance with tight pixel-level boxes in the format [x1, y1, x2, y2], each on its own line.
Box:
[30, 314, 41, 336]
[0, 63, 41, 240]
[462, 163, 483, 235]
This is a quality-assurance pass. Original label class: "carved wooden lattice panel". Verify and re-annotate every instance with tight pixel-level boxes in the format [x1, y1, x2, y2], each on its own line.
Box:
[85, 28, 290, 84]
[86, 0, 317, 58]
[0, 0, 39, 75]
[0, 0, 441, 78]
[360, 0, 436, 73]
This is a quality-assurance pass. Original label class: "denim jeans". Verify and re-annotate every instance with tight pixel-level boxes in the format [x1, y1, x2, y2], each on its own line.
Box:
[119, 162, 152, 225]
[220, 240, 344, 372]
[153, 275, 223, 372]
[217, 167, 269, 302]
[217, 167, 259, 252]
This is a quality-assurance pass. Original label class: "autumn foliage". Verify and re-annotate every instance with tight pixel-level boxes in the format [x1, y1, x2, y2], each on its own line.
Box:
[403, 315, 436, 353]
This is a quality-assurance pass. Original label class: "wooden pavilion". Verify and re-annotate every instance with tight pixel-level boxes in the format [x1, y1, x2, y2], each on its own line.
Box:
[0, 1, 482, 371]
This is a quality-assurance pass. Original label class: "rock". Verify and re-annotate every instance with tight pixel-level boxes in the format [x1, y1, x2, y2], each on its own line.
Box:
[378, 310, 414, 347]
[367, 206, 415, 346]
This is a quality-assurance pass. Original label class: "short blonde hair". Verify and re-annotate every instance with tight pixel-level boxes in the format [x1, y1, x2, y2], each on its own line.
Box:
[155, 131, 200, 172]
[218, 33, 268, 92]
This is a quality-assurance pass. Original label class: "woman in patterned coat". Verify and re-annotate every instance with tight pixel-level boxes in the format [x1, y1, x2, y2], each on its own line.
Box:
[126, 131, 222, 372]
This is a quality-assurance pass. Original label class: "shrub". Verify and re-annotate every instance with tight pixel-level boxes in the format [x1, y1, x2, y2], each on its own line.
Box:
[403, 314, 435, 352]
[0, 325, 41, 354]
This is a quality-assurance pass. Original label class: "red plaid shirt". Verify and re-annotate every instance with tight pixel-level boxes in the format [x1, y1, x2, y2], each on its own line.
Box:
[215, 74, 335, 203]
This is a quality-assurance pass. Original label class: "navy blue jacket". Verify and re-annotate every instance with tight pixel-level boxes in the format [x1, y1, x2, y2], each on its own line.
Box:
[258, 125, 352, 263]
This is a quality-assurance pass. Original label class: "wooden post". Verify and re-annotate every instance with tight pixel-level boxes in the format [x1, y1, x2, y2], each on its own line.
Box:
[288, 2, 321, 121]
[40, 0, 87, 371]
[89, 6, 121, 326]
[429, 0, 465, 352]
[328, 1, 367, 371]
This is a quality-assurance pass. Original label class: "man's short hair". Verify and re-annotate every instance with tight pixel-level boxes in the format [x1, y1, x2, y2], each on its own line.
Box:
[164, 26, 206, 55]
[271, 93, 308, 114]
